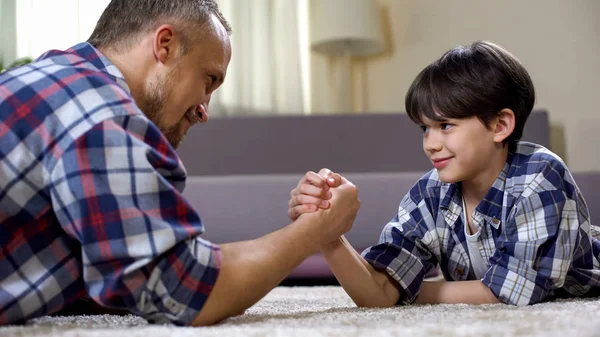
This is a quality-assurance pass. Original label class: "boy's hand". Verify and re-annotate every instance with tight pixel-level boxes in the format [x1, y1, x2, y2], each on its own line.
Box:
[287, 168, 343, 221]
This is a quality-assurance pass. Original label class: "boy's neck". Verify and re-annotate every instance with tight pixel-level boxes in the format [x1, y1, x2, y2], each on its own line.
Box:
[461, 145, 509, 205]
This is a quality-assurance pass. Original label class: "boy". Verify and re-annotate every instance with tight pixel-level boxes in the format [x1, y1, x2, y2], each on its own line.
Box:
[288, 41, 600, 306]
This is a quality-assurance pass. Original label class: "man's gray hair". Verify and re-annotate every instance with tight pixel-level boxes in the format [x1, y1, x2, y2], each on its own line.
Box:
[88, 0, 231, 53]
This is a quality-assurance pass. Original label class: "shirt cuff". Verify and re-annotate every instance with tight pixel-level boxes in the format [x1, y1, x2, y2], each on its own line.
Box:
[482, 263, 549, 306]
[362, 243, 429, 305]
[141, 238, 222, 325]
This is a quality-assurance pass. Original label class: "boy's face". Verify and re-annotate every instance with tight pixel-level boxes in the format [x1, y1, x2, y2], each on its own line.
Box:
[421, 116, 499, 184]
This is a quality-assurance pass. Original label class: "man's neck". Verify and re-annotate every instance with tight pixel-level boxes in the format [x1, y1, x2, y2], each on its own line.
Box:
[99, 44, 151, 104]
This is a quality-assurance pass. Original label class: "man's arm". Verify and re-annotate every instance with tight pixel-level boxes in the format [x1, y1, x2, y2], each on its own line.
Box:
[193, 216, 326, 325]
[51, 117, 360, 326]
[193, 173, 360, 326]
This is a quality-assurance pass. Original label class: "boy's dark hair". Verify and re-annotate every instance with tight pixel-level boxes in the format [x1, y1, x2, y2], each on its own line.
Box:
[88, 0, 232, 54]
[405, 41, 535, 143]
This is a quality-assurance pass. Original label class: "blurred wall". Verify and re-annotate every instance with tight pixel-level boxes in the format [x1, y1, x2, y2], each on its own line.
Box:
[0, 0, 17, 65]
[355, 0, 600, 171]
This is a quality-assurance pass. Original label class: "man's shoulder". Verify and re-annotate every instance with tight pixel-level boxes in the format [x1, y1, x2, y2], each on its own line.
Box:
[0, 44, 146, 163]
[5, 43, 127, 95]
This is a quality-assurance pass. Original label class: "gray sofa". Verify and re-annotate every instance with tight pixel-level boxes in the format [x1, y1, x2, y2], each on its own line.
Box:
[177, 111, 600, 279]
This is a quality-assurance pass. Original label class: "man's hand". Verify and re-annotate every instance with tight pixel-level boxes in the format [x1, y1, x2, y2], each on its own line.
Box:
[288, 168, 343, 221]
[297, 169, 360, 245]
[192, 168, 358, 326]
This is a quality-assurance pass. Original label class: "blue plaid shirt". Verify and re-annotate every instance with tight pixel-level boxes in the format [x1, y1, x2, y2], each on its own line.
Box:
[0, 43, 220, 325]
[363, 141, 600, 305]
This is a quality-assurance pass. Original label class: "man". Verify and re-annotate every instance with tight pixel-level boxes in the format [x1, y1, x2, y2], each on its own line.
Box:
[0, 0, 359, 326]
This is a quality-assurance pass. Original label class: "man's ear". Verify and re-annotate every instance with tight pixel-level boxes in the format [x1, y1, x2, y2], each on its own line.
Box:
[152, 24, 178, 64]
[493, 108, 516, 143]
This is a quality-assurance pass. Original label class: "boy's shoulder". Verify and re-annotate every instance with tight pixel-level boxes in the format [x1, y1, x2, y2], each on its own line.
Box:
[405, 168, 450, 204]
[506, 141, 576, 198]
[510, 141, 566, 171]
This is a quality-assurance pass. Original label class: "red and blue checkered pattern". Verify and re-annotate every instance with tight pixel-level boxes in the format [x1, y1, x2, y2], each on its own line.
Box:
[0, 43, 220, 326]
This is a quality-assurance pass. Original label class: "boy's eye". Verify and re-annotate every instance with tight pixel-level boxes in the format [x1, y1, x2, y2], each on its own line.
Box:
[441, 123, 453, 130]
[420, 125, 428, 133]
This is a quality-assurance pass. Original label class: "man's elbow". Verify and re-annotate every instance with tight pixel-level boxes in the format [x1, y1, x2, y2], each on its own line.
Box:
[190, 311, 224, 327]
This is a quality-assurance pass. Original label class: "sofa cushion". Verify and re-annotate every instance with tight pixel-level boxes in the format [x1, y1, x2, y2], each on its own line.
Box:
[182, 172, 424, 248]
[177, 111, 550, 176]
[573, 171, 600, 223]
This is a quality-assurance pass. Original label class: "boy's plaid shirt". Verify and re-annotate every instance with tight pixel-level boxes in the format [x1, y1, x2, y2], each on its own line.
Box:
[0, 43, 220, 326]
[363, 141, 600, 305]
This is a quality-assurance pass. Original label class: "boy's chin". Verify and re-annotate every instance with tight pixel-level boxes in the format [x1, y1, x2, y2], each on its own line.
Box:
[436, 169, 461, 184]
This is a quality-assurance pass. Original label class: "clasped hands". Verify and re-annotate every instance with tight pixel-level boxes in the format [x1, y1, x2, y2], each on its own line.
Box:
[287, 169, 360, 245]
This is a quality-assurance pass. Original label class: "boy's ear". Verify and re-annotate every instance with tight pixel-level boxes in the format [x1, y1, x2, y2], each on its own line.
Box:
[493, 108, 516, 143]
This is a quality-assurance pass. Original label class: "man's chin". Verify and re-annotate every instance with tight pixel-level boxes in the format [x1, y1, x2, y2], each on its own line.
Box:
[160, 123, 188, 149]
[161, 131, 184, 149]
[169, 136, 185, 149]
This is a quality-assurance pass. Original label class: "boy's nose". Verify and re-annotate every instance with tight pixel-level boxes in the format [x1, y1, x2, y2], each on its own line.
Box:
[423, 132, 443, 153]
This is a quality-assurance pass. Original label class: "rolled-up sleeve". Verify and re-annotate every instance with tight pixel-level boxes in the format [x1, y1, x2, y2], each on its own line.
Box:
[362, 194, 438, 305]
[483, 187, 579, 305]
[49, 116, 219, 325]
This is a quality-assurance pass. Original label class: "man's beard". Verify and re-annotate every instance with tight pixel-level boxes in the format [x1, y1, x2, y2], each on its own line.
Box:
[138, 67, 187, 149]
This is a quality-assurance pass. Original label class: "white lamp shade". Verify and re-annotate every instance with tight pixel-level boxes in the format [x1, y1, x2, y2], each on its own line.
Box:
[310, 0, 384, 56]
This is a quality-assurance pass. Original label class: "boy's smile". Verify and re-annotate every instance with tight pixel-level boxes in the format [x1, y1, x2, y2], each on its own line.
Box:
[421, 115, 508, 190]
[431, 156, 454, 169]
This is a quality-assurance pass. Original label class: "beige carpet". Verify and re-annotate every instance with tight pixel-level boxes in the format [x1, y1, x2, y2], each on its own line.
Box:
[1, 286, 599, 337]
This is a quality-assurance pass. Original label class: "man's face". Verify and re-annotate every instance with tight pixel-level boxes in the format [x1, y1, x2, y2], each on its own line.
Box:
[140, 16, 231, 148]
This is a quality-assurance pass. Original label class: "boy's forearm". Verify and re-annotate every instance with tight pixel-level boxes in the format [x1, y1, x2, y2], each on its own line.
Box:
[416, 280, 501, 305]
[321, 236, 400, 307]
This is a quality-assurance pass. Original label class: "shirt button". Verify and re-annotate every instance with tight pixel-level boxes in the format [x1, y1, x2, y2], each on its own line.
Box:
[456, 268, 464, 276]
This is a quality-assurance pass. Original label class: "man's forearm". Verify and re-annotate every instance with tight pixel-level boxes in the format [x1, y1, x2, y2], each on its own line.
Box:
[321, 236, 400, 307]
[416, 280, 501, 305]
[192, 217, 322, 326]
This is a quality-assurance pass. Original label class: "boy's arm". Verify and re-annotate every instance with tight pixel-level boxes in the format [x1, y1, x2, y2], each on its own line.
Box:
[416, 281, 500, 305]
[482, 188, 581, 305]
[320, 236, 401, 307]
[322, 234, 501, 306]
[290, 169, 441, 306]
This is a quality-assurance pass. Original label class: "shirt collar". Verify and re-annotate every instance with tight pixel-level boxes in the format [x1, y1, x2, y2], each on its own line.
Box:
[438, 148, 515, 230]
[64, 42, 132, 95]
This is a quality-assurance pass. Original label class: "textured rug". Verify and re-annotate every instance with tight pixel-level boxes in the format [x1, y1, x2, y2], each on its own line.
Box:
[1, 286, 600, 337]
